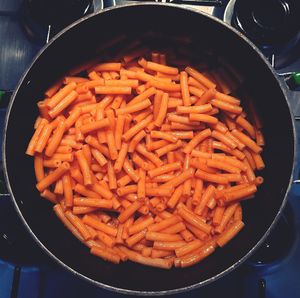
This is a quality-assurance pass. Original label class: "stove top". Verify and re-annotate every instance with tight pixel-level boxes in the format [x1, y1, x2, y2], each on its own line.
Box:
[0, 1, 300, 297]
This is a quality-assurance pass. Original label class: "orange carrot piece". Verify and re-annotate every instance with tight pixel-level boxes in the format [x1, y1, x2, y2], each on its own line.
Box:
[175, 239, 203, 257]
[185, 67, 216, 89]
[177, 206, 212, 234]
[236, 115, 255, 138]
[40, 189, 57, 203]
[150, 130, 178, 143]
[75, 150, 92, 186]
[145, 231, 182, 242]
[46, 82, 77, 109]
[177, 104, 212, 114]
[189, 113, 218, 124]
[223, 184, 257, 203]
[154, 92, 169, 127]
[83, 215, 117, 237]
[194, 184, 215, 215]
[179, 243, 215, 268]
[80, 118, 110, 134]
[119, 246, 173, 269]
[114, 115, 125, 150]
[137, 168, 146, 199]
[215, 203, 238, 234]
[53, 204, 84, 242]
[90, 246, 120, 264]
[65, 211, 91, 240]
[62, 173, 73, 207]
[146, 61, 179, 75]
[34, 154, 45, 182]
[183, 128, 212, 154]
[36, 162, 70, 192]
[126, 229, 147, 247]
[73, 198, 112, 209]
[93, 63, 121, 72]
[122, 114, 153, 141]
[180, 71, 191, 106]
[45, 79, 63, 98]
[231, 129, 262, 153]
[116, 99, 151, 115]
[217, 220, 244, 247]
[118, 201, 143, 223]
[107, 161, 117, 189]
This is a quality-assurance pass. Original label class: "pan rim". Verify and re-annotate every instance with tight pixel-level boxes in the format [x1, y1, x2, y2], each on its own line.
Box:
[2, 2, 296, 296]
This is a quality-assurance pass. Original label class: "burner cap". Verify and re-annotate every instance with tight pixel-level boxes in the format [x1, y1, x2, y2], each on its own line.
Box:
[233, 0, 300, 47]
[27, 0, 92, 28]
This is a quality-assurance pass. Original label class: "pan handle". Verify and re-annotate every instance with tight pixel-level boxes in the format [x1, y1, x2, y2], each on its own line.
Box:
[278, 72, 300, 91]
[266, 53, 300, 91]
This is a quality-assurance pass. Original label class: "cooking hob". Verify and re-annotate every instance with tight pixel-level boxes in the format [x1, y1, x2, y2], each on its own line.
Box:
[0, 1, 300, 297]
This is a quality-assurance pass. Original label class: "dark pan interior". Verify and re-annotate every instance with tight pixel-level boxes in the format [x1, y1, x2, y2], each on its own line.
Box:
[4, 4, 295, 293]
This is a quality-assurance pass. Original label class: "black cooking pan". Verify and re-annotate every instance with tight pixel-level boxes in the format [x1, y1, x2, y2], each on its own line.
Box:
[3, 3, 295, 295]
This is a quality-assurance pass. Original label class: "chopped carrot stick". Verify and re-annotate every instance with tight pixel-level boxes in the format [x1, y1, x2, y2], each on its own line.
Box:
[223, 184, 257, 203]
[46, 82, 77, 109]
[40, 189, 57, 203]
[91, 246, 120, 264]
[179, 243, 215, 268]
[27, 49, 265, 269]
[119, 246, 173, 269]
[122, 114, 153, 141]
[65, 211, 91, 240]
[180, 71, 191, 106]
[175, 239, 203, 257]
[195, 169, 228, 184]
[177, 206, 212, 234]
[216, 220, 244, 247]
[183, 128, 212, 154]
[215, 204, 238, 234]
[194, 184, 215, 215]
[153, 241, 186, 251]
[118, 201, 143, 223]
[34, 154, 45, 182]
[145, 231, 182, 242]
[114, 115, 125, 150]
[83, 215, 117, 237]
[53, 204, 84, 242]
[36, 162, 70, 192]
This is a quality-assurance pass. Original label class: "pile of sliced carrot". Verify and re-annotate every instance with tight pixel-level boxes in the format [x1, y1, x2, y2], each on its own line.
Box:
[26, 49, 265, 269]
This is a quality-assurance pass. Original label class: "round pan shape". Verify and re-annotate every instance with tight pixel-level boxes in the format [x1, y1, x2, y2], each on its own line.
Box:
[3, 3, 295, 295]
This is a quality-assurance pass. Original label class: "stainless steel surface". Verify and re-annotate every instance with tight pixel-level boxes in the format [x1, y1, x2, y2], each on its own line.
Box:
[222, 0, 300, 116]
[223, 0, 234, 24]
[0, 15, 40, 91]
[0, 0, 104, 91]
[126, 0, 223, 6]
[114, 0, 215, 13]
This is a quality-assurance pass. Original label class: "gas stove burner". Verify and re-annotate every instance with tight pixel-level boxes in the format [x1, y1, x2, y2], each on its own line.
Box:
[0, 0, 103, 91]
[248, 203, 296, 267]
[224, 0, 300, 69]
[22, 0, 94, 43]
[233, 0, 299, 47]
[27, 0, 92, 28]
[0, 199, 51, 266]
